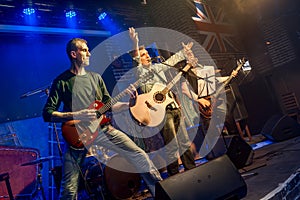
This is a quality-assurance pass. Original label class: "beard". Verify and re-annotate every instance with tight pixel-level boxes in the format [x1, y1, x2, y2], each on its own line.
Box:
[82, 59, 90, 67]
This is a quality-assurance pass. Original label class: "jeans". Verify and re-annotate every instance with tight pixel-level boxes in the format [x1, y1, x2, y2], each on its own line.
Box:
[59, 124, 162, 199]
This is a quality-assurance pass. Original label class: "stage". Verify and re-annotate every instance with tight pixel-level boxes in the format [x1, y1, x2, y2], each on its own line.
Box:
[241, 135, 300, 200]
[136, 134, 300, 200]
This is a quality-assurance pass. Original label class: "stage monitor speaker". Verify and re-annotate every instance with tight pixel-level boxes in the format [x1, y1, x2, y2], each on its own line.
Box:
[261, 114, 300, 142]
[0, 146, 39, 199]
[206, 135, 254, 169]
[155, 155, 247, 200]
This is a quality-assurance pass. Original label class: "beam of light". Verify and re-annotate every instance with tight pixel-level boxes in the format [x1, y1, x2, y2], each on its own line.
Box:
[65, 10, 77, 28]
[23, 8, 37, 25]
[98, 12, 120, 34]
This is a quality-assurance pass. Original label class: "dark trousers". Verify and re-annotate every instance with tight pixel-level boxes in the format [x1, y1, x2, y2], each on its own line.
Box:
[161, 108, 196, 176]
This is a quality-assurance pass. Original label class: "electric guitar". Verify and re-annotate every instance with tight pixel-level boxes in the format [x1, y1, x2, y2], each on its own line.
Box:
[130, 64, 193, 127]
[198, 59, 246, 119]
[61, 72, 153, 148]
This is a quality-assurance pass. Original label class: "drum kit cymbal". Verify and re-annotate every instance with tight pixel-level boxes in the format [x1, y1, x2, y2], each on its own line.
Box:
[20, 156, 57, 166]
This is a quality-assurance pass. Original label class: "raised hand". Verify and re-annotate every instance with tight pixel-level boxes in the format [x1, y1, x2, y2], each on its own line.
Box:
[129, 27, 139, 44]
[182, 42, 198, 67]
[182, 42, 194, 52]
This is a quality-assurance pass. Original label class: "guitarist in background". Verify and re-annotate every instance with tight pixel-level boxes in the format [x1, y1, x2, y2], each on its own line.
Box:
[129, 27, 196, 177]
[181, 64, 238, 157]
[42, 38, 162, 199]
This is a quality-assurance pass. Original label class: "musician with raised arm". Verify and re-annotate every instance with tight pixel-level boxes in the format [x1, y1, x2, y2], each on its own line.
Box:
[42, 38, 162, 199]
[128, 27, 196, 177]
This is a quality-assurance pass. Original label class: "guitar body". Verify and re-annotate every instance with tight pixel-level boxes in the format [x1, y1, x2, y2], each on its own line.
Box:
[198, 97, 223, 119]
[130, 83, 176, 127]
[61, 100, 110, 148]
[198, 96, 213, 119]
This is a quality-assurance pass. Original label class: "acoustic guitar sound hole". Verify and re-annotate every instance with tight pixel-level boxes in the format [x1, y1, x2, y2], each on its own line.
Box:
[154, 92, 165, 103]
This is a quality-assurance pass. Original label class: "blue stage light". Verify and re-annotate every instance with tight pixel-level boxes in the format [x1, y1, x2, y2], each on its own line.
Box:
[23, 8, 35, 15]
[98, 12, 107, 21]
[66, 11, 76, 18]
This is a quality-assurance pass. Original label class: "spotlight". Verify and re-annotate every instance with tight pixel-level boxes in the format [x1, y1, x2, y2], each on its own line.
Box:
[23, 8, 35, 15]
[141, 0, 147, 4]
[98, 12, 107, 21]
[65, 10, 76, 18]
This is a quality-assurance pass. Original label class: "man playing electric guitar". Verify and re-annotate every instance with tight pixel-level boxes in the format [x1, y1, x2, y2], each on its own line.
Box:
[181, 62, 239, 158]
[42, 38, 162, 198]
[129, 27, 196, 177]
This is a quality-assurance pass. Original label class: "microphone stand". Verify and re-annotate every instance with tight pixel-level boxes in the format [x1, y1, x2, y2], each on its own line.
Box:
[20, 85, 50, 99]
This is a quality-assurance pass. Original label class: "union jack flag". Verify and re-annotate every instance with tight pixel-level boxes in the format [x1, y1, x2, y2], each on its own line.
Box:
[192, 1, 241, 53]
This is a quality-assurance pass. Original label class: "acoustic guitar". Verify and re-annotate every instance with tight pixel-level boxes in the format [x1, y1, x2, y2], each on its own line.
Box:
[130, 64, 192, 127]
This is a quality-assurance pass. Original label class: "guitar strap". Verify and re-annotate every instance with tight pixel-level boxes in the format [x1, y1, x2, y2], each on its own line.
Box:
[155, 67, 180, 107]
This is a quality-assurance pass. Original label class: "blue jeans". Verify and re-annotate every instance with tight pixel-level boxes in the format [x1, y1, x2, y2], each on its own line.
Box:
[59, 124, 162, 199]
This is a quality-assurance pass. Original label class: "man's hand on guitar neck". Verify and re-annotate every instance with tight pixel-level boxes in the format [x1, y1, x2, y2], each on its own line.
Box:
[231, 69, 238, 77]
[217, 69, 239, 83]
[112, 84, 138, 112]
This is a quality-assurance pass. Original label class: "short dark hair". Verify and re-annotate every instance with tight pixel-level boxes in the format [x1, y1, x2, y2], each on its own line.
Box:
[66, 38, 87, 60]
[139, 45, 146, 51]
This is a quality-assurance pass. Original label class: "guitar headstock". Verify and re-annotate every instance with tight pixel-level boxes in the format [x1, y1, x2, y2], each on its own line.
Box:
[237, 57, 246, 66]
[236, 57, 251, 73]
[238, 57, 252, 72]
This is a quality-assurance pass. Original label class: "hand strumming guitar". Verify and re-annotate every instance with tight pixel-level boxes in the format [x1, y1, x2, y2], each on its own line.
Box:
[73, 109, 97, 120]
[127, 84, 138, 107]
[197, 98, 211, 109]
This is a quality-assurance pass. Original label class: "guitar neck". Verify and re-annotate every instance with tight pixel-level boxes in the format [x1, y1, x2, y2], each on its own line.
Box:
[97, 78, 144, 115]
[214, 61, 244, 98]
[162, 64, 192, 94]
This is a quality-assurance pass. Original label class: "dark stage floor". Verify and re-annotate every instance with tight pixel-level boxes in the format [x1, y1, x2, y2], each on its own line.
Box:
[26, 134, 299, 200]
[124, 134, 300, 200]
[241, 135, 300, 200]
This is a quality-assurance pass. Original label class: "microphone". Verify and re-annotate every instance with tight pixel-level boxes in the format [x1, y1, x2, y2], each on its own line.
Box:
[196, 62, 204, 69]
[151, 56, 163, 62]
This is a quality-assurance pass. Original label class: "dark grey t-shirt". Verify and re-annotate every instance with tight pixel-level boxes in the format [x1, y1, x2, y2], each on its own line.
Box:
[42, 70, 111, 122]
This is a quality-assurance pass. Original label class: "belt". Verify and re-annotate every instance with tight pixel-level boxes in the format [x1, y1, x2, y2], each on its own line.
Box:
[166, 102, 179, 110]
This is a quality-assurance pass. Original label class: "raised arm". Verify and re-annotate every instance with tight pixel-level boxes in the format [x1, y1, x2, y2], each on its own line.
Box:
[129, 27, 140, 58]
